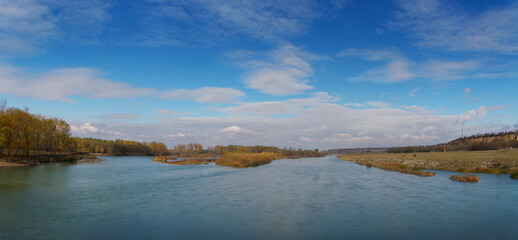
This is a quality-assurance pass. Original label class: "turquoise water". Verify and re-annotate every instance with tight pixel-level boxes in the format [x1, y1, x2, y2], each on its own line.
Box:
[1, 156, 518, 240]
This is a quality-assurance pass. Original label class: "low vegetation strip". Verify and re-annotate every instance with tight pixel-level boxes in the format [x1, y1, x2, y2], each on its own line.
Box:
[164, 158, 217, 165]
[449, 175, 479, 182]
[152, 156, 177, 161]
[339, 149, 518, 175]
[215, 152, 284, 168]
[363, 162, 435, 177]
[1, 153, 95, 166]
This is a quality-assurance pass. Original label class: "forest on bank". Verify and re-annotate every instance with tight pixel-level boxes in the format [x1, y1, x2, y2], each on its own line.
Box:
[0, 101, 171, 157]
[1, 101, 323, 157]
[387, 130, 518, 153]
[0, 101, 73, 156]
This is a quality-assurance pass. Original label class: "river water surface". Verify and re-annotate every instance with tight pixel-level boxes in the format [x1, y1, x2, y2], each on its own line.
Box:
[1, 156, 518, 239]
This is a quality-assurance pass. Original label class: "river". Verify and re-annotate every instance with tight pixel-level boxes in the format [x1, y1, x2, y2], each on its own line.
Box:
[1, 156, 517, 239]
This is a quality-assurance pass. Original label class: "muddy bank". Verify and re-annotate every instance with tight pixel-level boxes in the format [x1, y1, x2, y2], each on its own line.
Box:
[0, 153, 96, 167]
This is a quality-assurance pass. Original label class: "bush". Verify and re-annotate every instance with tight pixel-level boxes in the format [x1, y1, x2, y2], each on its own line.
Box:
[449, 174, 479, 182]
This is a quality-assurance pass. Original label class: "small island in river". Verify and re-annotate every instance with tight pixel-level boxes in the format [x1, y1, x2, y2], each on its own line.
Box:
[153, 151, 319, 168]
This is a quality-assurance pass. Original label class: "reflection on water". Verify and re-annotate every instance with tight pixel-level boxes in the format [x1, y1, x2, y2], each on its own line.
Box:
[0, 183, 30, 192]
[1, 156, 517, 240]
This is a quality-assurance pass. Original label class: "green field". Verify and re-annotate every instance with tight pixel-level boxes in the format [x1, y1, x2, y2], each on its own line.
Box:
[338, 149, 518, 174]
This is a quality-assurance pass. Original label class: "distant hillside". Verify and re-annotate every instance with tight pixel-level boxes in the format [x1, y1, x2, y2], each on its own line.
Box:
[449, 131, 518, 146]
[325, 148, 386, 155]
[387, 130, 518, 153]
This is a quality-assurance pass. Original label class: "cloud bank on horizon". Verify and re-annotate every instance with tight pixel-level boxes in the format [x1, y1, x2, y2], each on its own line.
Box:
[1, 0, 517, 149]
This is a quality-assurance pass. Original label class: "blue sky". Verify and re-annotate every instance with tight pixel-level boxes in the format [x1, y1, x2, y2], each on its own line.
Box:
[1, 0, 517, 149]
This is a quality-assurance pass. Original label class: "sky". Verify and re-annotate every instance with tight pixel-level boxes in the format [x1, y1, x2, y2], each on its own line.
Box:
[1, 0, 518, 150]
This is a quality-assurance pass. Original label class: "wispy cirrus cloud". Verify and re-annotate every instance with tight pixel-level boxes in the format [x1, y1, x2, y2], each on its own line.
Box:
[344, 101, 392, 108]
[340, 48, 499, 83]
[0, 0, 111, 55]
[133, 0, 348, 46]
[339, 48, 413, 83]
[393, 0, 518, 54]
[162, 87, 244, 103]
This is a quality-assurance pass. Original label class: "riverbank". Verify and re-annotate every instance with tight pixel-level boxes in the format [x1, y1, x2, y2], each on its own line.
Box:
[338, 149, 518, 177]
[0, 153, 96, 167]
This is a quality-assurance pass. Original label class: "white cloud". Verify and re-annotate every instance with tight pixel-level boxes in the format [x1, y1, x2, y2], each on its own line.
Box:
[344, 103, 364, 107]
[341, 48, 412, 83]
[106, 130, 124, 136]
[344, 101, 391, 108]
[232, 44, 321, 95]
[464, 88, 471, 93]
[133, 0, 348, 45]
[71, 122, 99, 134]
[0, 64, 244, 103]
[338, 48, 402, 60]
[403, 105, 434, 115]
[0, 0, 56, 54]
[0, 0, 111, 55]
[300, 136, 313, 141]
[154, 109, 179, 115]
[409, 88, 418, 97]
[162, 87, 244, 103]
[221, 125, 252, 135]
[70, 93, 495, 149]
[0, 65, 155, 102]
[394, 0, 518, 54]
[342, 48, 488, 83]
[168, 133, 186, 137]
[71, 122, 126, 137]
[246, 68, 313, 95]
[220, 101, 296, 116]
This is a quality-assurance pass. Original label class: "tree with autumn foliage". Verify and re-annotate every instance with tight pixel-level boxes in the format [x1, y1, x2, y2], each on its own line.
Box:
[0, 100, 72, 156]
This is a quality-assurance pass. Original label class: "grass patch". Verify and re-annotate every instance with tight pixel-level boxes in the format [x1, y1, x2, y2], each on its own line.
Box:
[215, 152, 284, 168]
[164, 158, 216, 165]
[338, 149, 518, 174]
[152, 156, 177, 161]
[450, 174, 479, 182]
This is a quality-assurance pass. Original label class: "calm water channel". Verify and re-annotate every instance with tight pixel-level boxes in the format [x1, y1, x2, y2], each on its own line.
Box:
[1, 156, 518, 239]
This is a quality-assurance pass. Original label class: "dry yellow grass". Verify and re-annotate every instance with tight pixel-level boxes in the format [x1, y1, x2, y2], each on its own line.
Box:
[449, 175, 479, 182]
[215, 152, 284, 168]
[163, 158, 215, 165]
[338, 149, 518, 174]
[152, 156, 177, 161]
